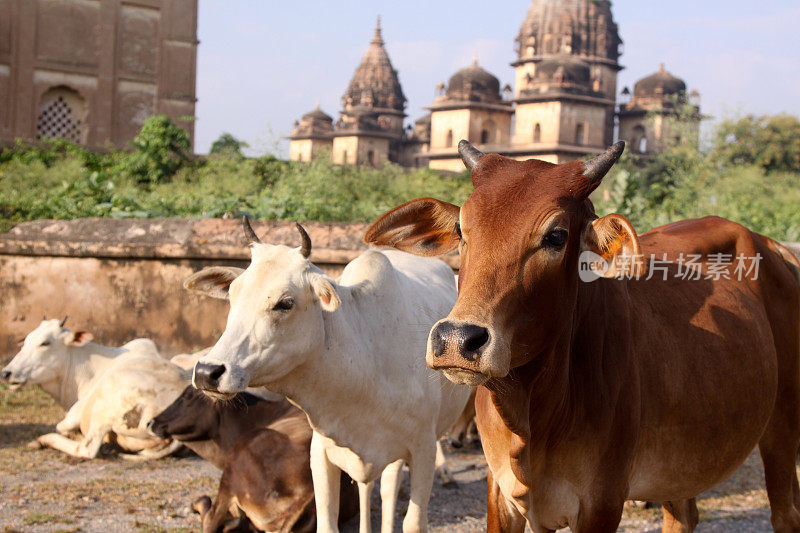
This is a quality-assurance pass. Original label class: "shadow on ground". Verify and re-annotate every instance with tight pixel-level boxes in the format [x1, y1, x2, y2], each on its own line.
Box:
[0, 423, 52, 449]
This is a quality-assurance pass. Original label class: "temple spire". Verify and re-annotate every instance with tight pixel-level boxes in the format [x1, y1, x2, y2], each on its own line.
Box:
[340, 16, 406, 114]
[372, 16, 383, 44]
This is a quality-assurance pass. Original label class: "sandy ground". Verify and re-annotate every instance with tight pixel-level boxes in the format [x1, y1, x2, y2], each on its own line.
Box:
[0, 384, 789, 532]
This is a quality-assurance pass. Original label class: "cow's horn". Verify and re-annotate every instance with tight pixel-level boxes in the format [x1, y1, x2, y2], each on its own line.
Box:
[242, 216, 262, 245]
[583, 141, 625, 183]
[295, 223, 311, 259]
[60, 315, 68, 327]
[458, 140, 485, 172]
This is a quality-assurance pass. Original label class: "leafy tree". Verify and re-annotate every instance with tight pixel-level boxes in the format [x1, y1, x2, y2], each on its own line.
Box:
[119, 115, 191, 184]
[595, 109, 800, 240]
[711, 114, 800, 173]
[252, 154, 287, 187]
[209, 132, 248, 158]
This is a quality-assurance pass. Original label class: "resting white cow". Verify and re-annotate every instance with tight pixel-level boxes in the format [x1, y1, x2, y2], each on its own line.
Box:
[187, 220, 471, 533]
[1, 319, 186, 460]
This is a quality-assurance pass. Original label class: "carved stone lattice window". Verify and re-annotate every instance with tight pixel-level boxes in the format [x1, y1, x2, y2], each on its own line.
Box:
[36, 90, 85, 143]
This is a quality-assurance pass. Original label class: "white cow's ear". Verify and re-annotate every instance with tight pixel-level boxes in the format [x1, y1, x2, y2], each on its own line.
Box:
[184, 267, 244, 300]
[311, 276, 340, 312]
[64, 331, 93, 346]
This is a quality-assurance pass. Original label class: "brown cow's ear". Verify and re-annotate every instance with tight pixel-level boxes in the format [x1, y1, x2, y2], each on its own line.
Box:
[364, 197, 460, 257]
[183, 267, 245, 300]
[581, 214, 645, 279]
[65, 331, 93, 346]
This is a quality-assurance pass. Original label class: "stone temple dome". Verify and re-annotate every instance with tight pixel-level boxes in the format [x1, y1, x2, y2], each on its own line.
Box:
[534, 56, 590, 89]
[634, 63, 687, 101]
[446, 58, 503, 103]
[516, 0, 622, 63]
[302, 106, 333, 123]
[292, 103, 333, 137]
[341, 17, 406, 114]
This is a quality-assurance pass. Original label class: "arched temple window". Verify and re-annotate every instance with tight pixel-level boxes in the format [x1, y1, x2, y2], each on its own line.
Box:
[633, 125, 647, 153]
[533, 123, 542, 143]
[480, 119, 496, 145]
[36, 86, 86, 144]
[575, 123, 586, 146]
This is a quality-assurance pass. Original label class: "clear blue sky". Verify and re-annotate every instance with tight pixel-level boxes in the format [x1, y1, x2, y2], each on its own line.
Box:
[194, 1, 800, 155]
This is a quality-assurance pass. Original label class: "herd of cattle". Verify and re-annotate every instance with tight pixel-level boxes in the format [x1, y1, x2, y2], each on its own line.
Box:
[3, 140, 800, 533]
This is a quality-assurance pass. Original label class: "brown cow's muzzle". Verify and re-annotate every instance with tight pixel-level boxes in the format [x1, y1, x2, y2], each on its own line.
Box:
[427, 319, 507, 386]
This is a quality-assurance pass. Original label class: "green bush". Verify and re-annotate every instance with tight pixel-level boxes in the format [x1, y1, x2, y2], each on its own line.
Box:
[0, 130, 472, 230]
[209, 132, 248, 159]
[1, 112, 799, 242]
[116, 115, 192, 185]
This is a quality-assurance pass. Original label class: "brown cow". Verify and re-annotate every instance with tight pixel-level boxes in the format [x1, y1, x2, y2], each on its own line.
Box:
[150, 387, 358, 532]
[149, 386, 293, 469]
[364, 140, 800, 533]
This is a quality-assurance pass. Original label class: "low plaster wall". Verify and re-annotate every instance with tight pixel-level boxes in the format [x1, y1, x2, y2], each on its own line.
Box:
[1, 217, 796, 364]
[0, 218, 384, 361]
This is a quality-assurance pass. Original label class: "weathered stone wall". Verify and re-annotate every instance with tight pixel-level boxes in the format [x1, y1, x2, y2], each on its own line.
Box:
[0, 218, 378, 362]
[0, 0, 198, 149]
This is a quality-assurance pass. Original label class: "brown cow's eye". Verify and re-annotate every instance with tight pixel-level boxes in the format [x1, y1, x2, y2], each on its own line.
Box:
[273, 298, 295, 311]
[454, 222, 462, 240]
[543, 229, 568, 248]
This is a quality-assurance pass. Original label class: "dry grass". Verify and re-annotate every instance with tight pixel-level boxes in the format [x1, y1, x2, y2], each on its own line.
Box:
[0, 383, 793, 532]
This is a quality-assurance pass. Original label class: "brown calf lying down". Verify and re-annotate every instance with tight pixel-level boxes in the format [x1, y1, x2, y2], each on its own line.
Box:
[150, 386, 292, 469]
[150, 387, 358, 532]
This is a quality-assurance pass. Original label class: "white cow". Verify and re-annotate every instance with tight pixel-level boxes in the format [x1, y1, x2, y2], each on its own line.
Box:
[1, 319, 186, 460]
[187, 221, 471, 533]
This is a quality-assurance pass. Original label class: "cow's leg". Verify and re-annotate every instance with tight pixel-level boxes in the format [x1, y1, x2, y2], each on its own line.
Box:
[486, 470, 527, 533]
[191, 495, 212, 516]
[118, 439, 183, 461]
[434, 441, 457, 489]
[55, 402, 83, 435]
[793, 469, 800, 511]
[357, 480, 374, 533]
[200, 477, 237, 533]
[570, 500, 624, 533]
[760, 422, 800, 532]
[402, 442, 435, 533]
[36, 425, 111, 458]
[661, 498, 698, 532]
[760, 261, 800, 532]
[380, 459, 403, 533]
[310, 431, 342, 533]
